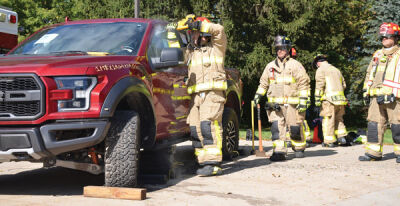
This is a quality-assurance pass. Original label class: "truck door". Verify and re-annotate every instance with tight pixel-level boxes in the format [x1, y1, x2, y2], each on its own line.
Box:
[147, 24, 190, 140]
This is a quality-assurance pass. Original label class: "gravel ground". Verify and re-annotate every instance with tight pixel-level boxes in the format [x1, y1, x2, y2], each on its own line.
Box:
[0, 140, 399, 206]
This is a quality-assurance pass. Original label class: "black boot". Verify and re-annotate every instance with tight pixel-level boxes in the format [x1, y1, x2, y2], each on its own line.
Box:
[358, 153, 382, 161]
[337, 137, 347, 145]
[294, 151, 305, 158]
[322, 142, 336, 148]
[196, 165, 222, 177]
[270, 153, 286, 161]
[396, 156, 400, 163]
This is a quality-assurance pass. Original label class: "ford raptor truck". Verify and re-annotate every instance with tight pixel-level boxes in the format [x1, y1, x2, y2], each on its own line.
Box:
[0, 18, 242, 187]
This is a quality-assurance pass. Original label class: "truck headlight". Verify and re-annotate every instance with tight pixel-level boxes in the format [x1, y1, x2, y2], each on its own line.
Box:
[54, 76, 97, 111]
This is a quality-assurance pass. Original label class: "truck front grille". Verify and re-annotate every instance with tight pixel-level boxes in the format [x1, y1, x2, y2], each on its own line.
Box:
[0, 74, 45, 120]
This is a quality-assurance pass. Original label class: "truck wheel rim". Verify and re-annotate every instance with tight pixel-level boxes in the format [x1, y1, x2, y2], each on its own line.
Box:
[225, 121, 237, 152]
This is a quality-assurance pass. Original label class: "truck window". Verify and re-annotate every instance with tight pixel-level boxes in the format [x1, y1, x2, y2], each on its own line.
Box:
[10, 22, 147, 56]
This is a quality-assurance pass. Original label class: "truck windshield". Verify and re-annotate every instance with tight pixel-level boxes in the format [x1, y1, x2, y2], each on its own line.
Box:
[10, 22, 147, 56]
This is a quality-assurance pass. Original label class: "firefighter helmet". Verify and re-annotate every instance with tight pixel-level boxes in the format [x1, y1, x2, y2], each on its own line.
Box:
[195, 17, 211, 37]
[274, 35, 291, 51]
[312, 54, 328, 68]
[379, 22, 400, 38]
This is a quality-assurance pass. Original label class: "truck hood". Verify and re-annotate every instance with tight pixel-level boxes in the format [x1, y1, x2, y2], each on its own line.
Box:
[0, 55, 138, 76]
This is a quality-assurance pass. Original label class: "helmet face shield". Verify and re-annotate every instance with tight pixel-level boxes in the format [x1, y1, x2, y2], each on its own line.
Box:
[275, 45, 290, 52]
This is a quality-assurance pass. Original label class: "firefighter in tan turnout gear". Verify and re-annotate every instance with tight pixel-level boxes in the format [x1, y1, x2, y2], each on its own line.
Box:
[359, 22, 400, 163]
[176, 15, 227, 175]
[313, 54, 348, 147]
[253, 35, 310, 161]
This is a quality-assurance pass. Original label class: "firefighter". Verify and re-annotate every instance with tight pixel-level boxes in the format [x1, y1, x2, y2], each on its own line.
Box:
[174, 15, 227, 175]
[253, 35, 311, 161]
[359, 22, 400, 163]
[313, 54, 348, 147]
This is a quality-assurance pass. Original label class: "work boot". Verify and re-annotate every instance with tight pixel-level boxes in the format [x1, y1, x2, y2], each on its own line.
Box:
[322, 142, 336, 148]
[337, 137, 347, 145]
[396, 156, 400, 163]
[358, 153, 382, 161]
[196, 165, 222, 177]
[270, 153, 286, 161]
[294, 151, 305, 158]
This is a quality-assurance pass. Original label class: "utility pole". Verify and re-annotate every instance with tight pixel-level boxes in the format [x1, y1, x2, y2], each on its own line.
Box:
[135, 0, 140, 18]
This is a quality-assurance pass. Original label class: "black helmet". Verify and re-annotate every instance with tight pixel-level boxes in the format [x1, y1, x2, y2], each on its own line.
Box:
[312, 54, 328, 68]
[274, 35, 291, 51]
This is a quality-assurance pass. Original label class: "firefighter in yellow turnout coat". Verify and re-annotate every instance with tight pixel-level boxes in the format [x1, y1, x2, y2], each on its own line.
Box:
[253, 36, 310, 161]
[360, 22, 400, 163]
[313, 54, 348, 147]
[175, 15, 227, 175]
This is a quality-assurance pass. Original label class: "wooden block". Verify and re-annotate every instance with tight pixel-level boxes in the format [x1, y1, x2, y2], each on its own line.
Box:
[83, 186, 146, 200]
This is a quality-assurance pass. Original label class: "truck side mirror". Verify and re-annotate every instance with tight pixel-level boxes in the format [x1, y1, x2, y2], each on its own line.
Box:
[153, 48, 184, 69]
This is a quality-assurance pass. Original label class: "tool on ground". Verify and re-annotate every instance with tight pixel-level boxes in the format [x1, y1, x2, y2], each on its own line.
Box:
[250, 101, 255, 154]
[255, 103, 266, 157]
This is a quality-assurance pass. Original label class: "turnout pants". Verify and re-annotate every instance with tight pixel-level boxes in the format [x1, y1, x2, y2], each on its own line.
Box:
[267, 104, 306, 153]
[366, 97, 400, 158]
[320, 101, 347, 144]
[187, 90, 225, 165]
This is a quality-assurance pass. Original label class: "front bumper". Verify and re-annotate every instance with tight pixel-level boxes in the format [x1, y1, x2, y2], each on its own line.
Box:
[0, 120, 110, 162]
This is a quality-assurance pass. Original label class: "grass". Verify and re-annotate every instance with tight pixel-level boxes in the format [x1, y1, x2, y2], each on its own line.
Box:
[239, 128, 394, 144]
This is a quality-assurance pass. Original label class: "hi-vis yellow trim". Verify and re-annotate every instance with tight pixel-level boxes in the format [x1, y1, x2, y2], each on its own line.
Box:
[394, 145, 400, 152]
[200, 22, 211, 33]
[153, 87, 174, 95]
[256, 87, 267, 95]
[173, 84, 187, 88]
[323, 91, 347, 105]
[167, 31, 177, 39]
[194, 147, 222, 157]
[273, 140, 286, 148]
[87, 52, 109, 56]
[171, 95, 191, 101]
[190, 56, 224, 67]
[335, 128, 348, 136]
[315, 89, 324, 96]
[268, 97, 300, 104]
[215, 120, 222, 149]
[369, 87, 393, 96]
[176, 115, 187, 120]
[291, 140, 306, 147]
[299, 90, 310, 98]
[366, 143, 382, 152]
[168, 40, 181, 48]
[324, 135, 336, 141]
[187, 81, 227, 94]
[303, 120, 311, 139]
[269, 76, 295, 84]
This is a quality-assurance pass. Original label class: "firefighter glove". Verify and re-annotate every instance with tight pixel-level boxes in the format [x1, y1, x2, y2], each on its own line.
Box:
[253, 93, 262, 106]
[362, 89, 370, 106]
[188, 20, 202, 31]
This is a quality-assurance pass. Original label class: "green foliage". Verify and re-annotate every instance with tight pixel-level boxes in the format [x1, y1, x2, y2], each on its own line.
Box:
[1, 0, 386, 128]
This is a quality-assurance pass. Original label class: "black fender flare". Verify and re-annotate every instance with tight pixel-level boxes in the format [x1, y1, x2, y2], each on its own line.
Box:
[100, 77, 153, 118]
[100, 77, 156, 148]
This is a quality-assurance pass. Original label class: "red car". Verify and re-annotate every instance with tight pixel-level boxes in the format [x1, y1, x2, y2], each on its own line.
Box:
[0, 18, 242, 187]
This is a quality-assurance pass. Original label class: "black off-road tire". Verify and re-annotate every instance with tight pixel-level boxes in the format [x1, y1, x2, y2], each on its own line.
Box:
[222, 108, 239, 160]
[105, 111, 140, 187]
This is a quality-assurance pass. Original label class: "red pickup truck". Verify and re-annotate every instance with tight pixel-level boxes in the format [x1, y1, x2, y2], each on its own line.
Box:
[0, 18, 242, 187]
